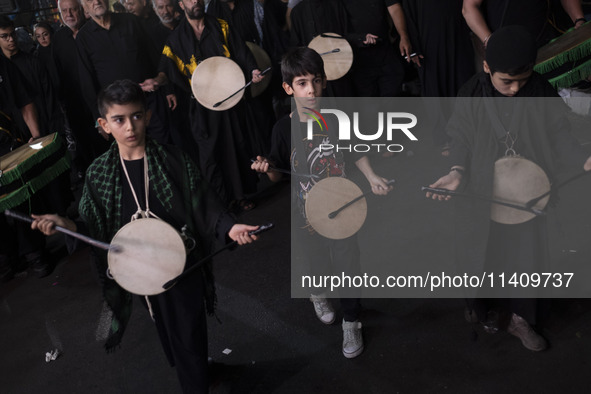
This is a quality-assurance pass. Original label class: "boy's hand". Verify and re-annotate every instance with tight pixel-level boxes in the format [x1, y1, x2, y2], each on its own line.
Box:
[228, 224, 259, 245]
[252, 69, 265, 84]
[31, 214, 76, 236]
[426, 171, 462, 201]
[584, 156, 591, 171]
[368, 174, 392, 196]
[251, 156, 270, 173]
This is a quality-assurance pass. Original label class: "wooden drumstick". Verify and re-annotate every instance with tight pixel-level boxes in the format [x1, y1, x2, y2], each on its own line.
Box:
[4, 209, 121, 252]
[213, 66, 272, 108]
[328, 179, 395, 219]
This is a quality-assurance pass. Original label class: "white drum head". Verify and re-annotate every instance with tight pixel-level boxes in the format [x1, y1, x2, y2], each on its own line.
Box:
[308, 33, 353, 81]
[246, 41, 272, 98]
[305, 177, 367, 239]
[108, 218, 186, 295]
[491, 156, 550, 224]
[191, 56, 246, 111]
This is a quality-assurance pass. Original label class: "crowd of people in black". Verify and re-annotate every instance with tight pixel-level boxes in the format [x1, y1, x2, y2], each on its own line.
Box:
[2, 0, 591, 392]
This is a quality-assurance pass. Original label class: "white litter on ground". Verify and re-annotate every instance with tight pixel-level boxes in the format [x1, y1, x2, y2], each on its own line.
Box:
[222, 348, 232, 355]
[45, 349, 60, 362]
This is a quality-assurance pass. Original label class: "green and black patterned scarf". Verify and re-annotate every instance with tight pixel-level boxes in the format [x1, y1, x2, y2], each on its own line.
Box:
[79, 138, 215, 352]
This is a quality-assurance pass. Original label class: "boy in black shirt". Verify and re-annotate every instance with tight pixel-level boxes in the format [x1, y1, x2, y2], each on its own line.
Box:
[252, 47, 391, 358]
[427, 26, 591, 351]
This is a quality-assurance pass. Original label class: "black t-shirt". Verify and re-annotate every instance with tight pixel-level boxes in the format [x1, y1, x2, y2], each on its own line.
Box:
[268, 112, 348, 219]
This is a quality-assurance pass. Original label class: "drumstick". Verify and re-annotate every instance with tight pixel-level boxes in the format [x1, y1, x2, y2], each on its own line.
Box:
[328, 179, 395, 219]
[162, 223, 274, 290]
[320, 33, 347, 39]
[319, 48, 341, 56]
[421, 187, 546, 216]
[525, 170, 591, 208]
[4, 209, 120, 252]
[213, 66, 272, 108]
[319, 33, 383, 43]
[249, 159, 319, 179]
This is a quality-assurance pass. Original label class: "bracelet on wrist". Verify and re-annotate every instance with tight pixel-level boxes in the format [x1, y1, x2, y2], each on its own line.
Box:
[574, 18, 586, 25]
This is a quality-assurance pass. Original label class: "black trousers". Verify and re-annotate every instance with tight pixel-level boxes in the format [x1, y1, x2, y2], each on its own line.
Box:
[148, 272, 209, 394]
[294, 225, 362, 322]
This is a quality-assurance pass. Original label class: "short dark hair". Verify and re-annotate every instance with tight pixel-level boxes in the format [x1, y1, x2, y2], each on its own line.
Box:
[486, 25, 537, 76]
[0, 16, 15, 30]
[97, 79, 146, 117]
[281, 47, 325, 85]
[488, 63, 534, 76]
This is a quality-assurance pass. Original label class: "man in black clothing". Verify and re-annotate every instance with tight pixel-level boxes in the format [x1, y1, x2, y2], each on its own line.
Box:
[55, 0, 110, 172]
[463, 0, 586, 49]
[77, 0, 171, 144]
[149, 0, 180, 52]
[342, 0, 414, 97]
[161, 0, 264, 208]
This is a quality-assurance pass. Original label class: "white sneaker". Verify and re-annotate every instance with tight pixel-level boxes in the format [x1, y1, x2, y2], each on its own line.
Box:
[342, 320, 364, 358]
[309, 294, 335, 324]
[507, 313, 547, 351]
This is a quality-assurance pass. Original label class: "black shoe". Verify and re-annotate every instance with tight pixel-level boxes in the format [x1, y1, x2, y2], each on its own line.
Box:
[0, 266, 15, 282]
[26, 253, 54, 278]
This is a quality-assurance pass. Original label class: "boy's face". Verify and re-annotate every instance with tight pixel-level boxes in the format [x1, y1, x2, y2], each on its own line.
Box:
[483, 61, 532, 97]
[283, 73, 326, 109]
[97, 102, 150, 150]
[0, 27, 18, 55]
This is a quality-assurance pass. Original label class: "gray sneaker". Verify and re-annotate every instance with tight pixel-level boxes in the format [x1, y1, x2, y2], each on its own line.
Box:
[342, 320, 364, 358]
[507, 313, 547, 351]
[310, 294, 335, 325]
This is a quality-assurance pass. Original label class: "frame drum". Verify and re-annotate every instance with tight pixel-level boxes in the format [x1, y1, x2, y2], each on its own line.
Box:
[305, 177, 367, 239]
[0, 133, 70, 211]
[246, 42, 272, 98]
[491, 156, 550, 224]
[108, 218, 186, 295]
[191, 56, 246, 111]
[308, 33, 353, 81]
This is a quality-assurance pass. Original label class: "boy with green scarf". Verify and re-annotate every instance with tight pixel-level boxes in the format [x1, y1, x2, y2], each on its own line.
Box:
[31, 79, 259, 393]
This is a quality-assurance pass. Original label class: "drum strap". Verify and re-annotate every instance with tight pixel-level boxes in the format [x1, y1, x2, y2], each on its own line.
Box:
[483, 98, 524, 156]
[119, 154, 163, 222]
[120, 153, 161, 318]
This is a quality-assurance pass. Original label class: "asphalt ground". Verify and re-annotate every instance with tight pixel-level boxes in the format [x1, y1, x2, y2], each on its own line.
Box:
[1, 113, 591, 393]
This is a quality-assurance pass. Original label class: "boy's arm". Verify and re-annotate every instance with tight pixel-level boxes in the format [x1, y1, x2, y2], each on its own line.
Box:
[354, 156, 392, 195]
[251, 156, 283, 182]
